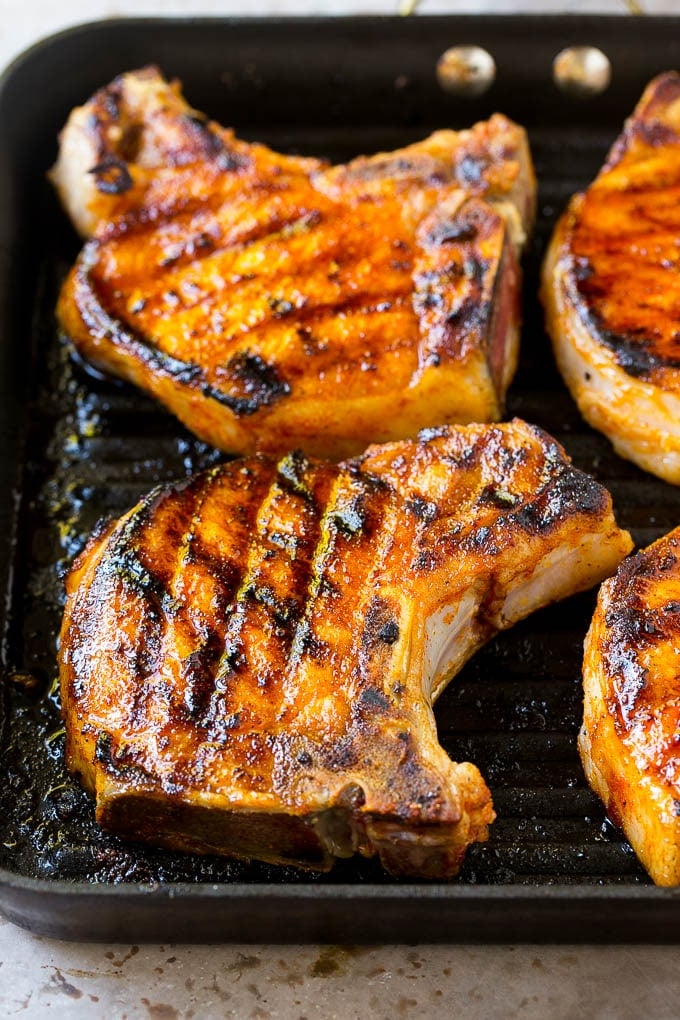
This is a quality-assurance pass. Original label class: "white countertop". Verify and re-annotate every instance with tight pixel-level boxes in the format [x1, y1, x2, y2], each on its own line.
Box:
[4, 912, 680, 1019]
[1, 2, 679, 1016]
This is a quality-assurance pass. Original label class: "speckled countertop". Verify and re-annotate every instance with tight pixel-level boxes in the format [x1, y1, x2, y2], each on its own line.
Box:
[1, 2, 679, 1017]
[4, 913, 680, 1019]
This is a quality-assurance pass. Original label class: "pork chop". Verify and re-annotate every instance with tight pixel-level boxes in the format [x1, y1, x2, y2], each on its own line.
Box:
[53, 67, 535, 459]
[581, 526, 680, 885]
[542, 72, 680, 483]
[59, 420, 631, 878]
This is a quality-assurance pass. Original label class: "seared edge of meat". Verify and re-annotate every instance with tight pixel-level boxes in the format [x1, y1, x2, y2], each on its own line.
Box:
[49, 65, 323, 239]
[313, 112, 536, 252]
[541, 72, 680, 484]
[59, 421, 631, 877]
[57, 184, 521, 460]
[52, 67, 535, 251]
[603, 71, 680, 173]
[542, 211, 680, 484]
[52, 68, 534, 458]
[580, 527, 680, 886]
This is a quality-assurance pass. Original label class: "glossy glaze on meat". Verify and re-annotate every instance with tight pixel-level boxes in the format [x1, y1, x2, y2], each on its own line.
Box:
[53, 68, 535, 459]
[542, 72, 680, 483]
[59, 420, 631, 878]
[581, 527, 680, 886]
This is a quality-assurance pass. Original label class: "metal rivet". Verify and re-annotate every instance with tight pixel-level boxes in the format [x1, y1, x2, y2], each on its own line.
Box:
[553, 46, 612, 97]
[436, 46, 496, 97]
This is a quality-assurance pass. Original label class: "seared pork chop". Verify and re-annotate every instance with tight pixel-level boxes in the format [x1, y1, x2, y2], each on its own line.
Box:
[542, 72, 680, 483]
[53, 68, 535, 459]
[59, 420, 631, 878]
[581, 527, 680, 886]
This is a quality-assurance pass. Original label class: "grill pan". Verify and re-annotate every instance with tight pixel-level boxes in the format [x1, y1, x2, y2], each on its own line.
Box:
[2, 15, 680, 943]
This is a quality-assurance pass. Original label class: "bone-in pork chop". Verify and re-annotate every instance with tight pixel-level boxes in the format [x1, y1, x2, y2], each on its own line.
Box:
[59, 420, 631, 878]
[53, 67, 535, 459]
[542, 72, 680, 483]
[581, 526, 680, 885]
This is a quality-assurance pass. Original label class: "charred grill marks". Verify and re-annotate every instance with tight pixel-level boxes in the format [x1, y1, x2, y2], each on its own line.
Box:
[181, 633, 225, 719]
[600, 329, 680, 378]
[424, 219, 478, 246]
[207, 459, 331, 717]
[184, 539, 240, 592]
[405, 496, 438, 522]
[183, 114, 233, 164]
[362, 596, 400, 650]
[276, 450, 314, 503]
[243, 582, 302, 632]
[601, 540, 680, 735]
[572, 282, 680, 379]
[174, 467, 236, 719]
[59, 416, 632, 876]
[89, 158, 134, 195]
[512, 467, 605, 536]
[97, 487, 171, 603]
[356, 687, 392, 712]
[479, 484, 519, 510]
[204, 353, 290, 416]
[105, 544, 175, 613]
[331, 496, 366, 538]
[214, 641, 247, 684]
[413, 200, 503, 373]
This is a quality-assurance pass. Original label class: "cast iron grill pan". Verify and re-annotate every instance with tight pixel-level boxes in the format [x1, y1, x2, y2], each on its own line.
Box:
[1, 17, 679, 942]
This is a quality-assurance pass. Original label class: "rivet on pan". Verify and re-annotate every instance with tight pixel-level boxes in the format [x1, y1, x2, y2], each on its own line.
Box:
[436, 46, 496, 97]
[553, 47, 612, 97]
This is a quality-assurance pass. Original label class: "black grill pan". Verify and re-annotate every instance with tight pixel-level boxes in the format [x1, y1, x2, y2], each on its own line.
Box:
[2, 15, 680, 942]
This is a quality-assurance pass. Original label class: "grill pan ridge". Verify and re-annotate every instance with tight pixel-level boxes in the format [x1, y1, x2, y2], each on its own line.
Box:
[1, 15, 680, 943]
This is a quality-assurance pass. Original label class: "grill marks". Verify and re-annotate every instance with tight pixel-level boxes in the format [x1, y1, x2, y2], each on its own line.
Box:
[75, 162, 427, 412]
[568, 150, 680, 383]
[164, 466, 244, 722]
[66, 477, 200, 725]
[75, 454, 411, 793]
[361, 422, 606, 583]
[600, 533, 680, 744]
[59, 420, 633, 873]
[205, 353, 291, 416]
[412, 198, 506, 377]
[276, 468, 400, 736]
[206, 458, 333, 746]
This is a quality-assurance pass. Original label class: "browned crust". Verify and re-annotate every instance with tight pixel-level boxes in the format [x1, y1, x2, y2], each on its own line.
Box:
[59, 420, 631, 877]
[603, 71, 680, 171]
[58, 192, 517, 459]
[54, 69, 535, 459]
[580, 526, 680, 885]
[590, 530, 680, 741]
[541, 72, 680, 483]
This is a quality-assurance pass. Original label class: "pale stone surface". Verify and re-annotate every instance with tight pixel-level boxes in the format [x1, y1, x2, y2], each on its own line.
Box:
[1, 2, 678, 1016]
[2, 912, 680, 1020]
